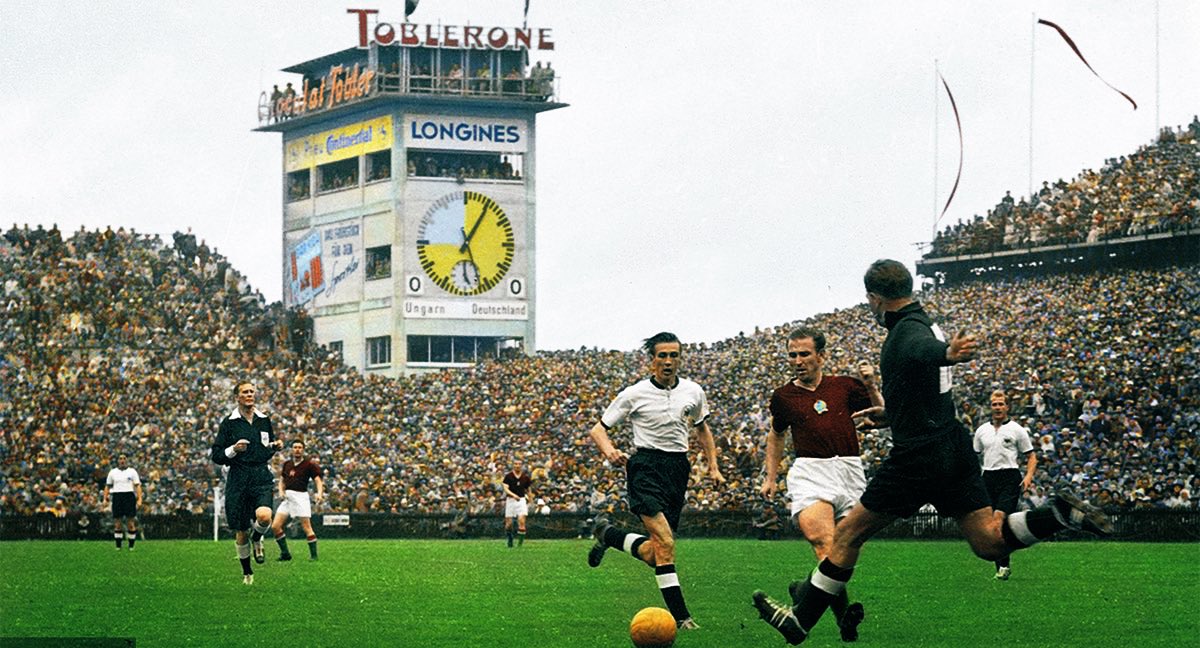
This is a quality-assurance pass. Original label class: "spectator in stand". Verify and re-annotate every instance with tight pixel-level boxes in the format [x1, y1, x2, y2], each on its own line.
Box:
[282, 83, 296, 118]
[269, 85, 282, 123]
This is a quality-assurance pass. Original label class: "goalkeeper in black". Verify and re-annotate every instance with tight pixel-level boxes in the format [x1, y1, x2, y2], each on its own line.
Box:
[211, 380, 283, 585]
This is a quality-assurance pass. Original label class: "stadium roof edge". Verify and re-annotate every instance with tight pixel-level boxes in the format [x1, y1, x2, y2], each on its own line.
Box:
[282, 46, 363, 76]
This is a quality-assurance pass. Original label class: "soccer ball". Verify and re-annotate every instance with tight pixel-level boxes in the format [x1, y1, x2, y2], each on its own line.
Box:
[629, 607, 676, 647]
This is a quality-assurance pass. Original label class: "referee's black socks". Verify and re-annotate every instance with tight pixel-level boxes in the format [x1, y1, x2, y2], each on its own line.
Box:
[1001, 506, 1062, 550]
[236, 542, 253, 575]
[793, 558, 855, 632]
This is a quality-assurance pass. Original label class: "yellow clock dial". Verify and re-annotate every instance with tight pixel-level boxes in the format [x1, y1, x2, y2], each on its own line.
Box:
[416, 190, 515, 296]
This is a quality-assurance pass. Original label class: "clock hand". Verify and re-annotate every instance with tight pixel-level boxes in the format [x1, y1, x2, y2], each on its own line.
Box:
[459, 205, 487, 253]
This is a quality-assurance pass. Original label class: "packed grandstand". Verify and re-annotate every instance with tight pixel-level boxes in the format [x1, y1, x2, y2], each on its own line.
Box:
[2, 127, 1197, 522]
[928, 118, 1199, 257]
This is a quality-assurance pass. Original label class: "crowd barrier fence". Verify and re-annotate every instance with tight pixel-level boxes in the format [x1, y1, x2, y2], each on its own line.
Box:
[3, 509, 1196, 542]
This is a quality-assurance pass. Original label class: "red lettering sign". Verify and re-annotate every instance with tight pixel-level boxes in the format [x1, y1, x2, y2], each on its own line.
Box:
[347, 9, 556, 51]
[347, 8, 379, 48]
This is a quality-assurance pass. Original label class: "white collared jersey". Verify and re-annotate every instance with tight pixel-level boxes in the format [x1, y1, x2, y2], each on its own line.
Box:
[106, 467, 141, 493]
[973, 420, 1034, 471]
[601, 378, 709, 453]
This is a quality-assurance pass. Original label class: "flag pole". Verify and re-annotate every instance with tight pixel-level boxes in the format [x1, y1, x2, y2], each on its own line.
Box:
[933, 58, 940, 242]
[1029, 12, 1036, 199]
[1155, 0, 1161, 135]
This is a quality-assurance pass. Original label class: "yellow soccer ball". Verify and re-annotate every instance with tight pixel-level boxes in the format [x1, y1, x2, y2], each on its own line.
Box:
[630, 607, 676, 647]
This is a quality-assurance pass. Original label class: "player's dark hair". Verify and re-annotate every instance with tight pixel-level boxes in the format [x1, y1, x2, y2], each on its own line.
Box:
[864, 259, 913, 299]
[233, 380, 254, 397]
[787, 327, 826, 352]
[642, 331, 681, 355]
[292, 439, 305, 448]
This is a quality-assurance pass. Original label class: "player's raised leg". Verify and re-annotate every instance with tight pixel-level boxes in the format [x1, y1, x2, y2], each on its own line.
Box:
[957, 491, 1112, 563]
[786, 504, 896, 643]
[587, 515, 653, 568]
[793, 502, 863, 642]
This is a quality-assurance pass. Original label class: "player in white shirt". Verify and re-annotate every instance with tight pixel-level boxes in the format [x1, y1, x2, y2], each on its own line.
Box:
[973, 390, 1037, 580]
[586, 332, 725, 631]
[103, 455, 143, 550]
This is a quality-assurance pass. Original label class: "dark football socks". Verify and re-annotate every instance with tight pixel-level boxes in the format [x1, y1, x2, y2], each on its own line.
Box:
[236, 542, 253, 575]
[794, 558, 854, 631]
[1002, 506, 1061, 550]
[656, 564, 691, 622]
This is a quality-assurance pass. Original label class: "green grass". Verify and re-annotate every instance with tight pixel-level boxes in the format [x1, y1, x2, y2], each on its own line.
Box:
[2, 539, 1197, 647]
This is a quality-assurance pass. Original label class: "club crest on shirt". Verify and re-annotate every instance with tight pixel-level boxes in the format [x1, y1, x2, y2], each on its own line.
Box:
[260, 431, 270, 447]
[814, 400, 828, 414]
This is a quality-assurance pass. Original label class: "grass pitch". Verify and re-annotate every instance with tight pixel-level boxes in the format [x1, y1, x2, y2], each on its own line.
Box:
[1, 539, 1196, 647]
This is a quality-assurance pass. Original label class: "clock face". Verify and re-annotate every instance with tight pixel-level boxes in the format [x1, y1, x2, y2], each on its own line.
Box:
[416, 190, 515, 296]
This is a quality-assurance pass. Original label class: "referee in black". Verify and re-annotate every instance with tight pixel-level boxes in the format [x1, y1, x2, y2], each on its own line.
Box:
[773, 260, 1111, 645]
[585, 331, 725, 632]
[211, 380, 282, 585]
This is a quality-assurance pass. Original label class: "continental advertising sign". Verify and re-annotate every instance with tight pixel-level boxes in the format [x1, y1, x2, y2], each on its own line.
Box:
[285, 115, 393, 172]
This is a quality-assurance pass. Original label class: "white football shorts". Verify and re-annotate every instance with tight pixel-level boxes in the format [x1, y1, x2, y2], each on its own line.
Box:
[278, 490, 312, 518]
[785, 456, 867, 519]
[505, 497, 529, 518]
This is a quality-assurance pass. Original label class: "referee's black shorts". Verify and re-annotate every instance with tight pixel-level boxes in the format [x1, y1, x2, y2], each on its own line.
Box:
[626, 447, 690, 531]
[112, 492, 137, 518]
[982, 468, 1023, 514]
[224, 471, 275, 531]
[859, 429, 991, 518]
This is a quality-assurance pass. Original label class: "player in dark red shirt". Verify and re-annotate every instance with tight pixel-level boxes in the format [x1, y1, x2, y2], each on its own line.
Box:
[271, 440, 324, 560]
[502, 459, 532, 547]
[754, 327, 881, 642]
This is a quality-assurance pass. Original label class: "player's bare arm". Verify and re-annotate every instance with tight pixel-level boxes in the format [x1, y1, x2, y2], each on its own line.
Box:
[588, 421, 629, 466]
[695, 421, 725, 483]
[760, 426, 785, 498]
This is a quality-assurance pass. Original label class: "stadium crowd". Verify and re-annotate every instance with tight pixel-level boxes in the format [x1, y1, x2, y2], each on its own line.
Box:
[1, 221, 1196, 521]
[928, 119, 1200, 257]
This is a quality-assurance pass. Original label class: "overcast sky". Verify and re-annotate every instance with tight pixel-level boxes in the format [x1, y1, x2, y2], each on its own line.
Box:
[2, 1, 1197, 351]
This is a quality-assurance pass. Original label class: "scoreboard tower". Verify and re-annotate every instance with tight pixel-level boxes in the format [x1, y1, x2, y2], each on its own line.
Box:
[255, 11, 565, 376]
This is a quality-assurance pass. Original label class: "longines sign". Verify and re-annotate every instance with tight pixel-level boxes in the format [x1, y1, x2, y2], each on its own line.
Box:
[348, 8, 555, 51]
